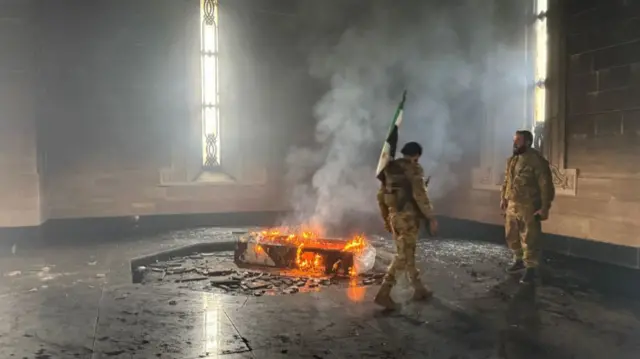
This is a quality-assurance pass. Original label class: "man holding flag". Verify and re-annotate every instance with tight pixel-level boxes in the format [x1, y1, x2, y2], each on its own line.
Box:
[374, 91, 438, 310]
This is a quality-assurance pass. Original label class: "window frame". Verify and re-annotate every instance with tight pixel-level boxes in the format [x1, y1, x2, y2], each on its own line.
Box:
[201, 0, 221, 169]
[532, 0, 548, 151]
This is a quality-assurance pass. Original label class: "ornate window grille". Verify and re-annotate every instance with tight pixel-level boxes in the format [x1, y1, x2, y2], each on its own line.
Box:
[201, 0, 220, 168]
[532, 0, 548, 152]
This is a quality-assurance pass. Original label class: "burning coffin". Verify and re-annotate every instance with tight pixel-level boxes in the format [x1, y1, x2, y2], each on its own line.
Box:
[234, 229, 376, 277]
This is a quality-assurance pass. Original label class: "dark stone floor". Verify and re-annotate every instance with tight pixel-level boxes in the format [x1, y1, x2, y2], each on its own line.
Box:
[1, 228, 640, 358]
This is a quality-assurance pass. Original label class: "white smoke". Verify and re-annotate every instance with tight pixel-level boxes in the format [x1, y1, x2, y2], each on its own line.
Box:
[283, 0, 528, 231]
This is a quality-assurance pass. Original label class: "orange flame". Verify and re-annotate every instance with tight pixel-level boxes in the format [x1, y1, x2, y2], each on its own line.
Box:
[343, 234, 366, 253]
[252, 226, 368, 275]
[347, 277, 366, 302]
[295, 246, 325, 273]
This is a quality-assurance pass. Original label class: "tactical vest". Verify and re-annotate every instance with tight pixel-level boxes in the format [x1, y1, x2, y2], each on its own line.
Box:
[382, 160, 415, 213]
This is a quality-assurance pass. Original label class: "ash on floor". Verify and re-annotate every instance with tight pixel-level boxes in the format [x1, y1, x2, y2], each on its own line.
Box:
[135, 250, 385, 296]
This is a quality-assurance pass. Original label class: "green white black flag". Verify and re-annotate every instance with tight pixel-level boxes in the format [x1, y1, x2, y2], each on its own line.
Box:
[376, 91, 407, 181]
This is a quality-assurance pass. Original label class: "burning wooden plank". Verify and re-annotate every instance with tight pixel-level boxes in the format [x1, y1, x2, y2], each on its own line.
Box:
[234, 230, 376, 277]
[234, 237, 353, 276]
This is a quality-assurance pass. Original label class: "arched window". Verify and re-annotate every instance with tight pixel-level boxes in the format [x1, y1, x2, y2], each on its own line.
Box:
[201, 0, 220, 168]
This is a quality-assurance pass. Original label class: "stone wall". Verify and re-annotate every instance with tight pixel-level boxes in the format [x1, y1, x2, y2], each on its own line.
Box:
[31, 0, 307, 220]
[565, 0, 640, 175]
[0, 1, 42, 227]
[0, 0, 360, 231]
[554, 0, 640, 248]
[445, 0, 640, 267]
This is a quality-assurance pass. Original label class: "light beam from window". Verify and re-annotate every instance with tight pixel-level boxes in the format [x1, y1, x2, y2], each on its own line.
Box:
[534, 0, 548, 125]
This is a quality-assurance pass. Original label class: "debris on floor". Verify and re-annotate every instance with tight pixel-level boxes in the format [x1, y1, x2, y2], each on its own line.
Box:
[5, 270, 21, 277]
[135, 250, 384, 296]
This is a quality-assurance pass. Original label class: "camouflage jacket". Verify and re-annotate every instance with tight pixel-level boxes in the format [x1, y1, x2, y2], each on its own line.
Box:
[500, 148, 555, 211]
[377, 158, 434, 221]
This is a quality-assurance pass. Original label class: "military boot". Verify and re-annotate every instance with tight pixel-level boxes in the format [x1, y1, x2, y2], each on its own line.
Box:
[520, 267, 537, 284]
[374, 282, 398, 310]
[412, 281, 433, 301]
[506, 259, 525, 274]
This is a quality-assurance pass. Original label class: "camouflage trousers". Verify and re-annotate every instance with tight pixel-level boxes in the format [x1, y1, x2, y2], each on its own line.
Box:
[384, 211, 421, 285]
[505, 202, 542, 268]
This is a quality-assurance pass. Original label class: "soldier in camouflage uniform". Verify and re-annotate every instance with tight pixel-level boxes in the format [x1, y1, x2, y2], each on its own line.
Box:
[500, 130, 555, 284]
[375, 142, 438, 310]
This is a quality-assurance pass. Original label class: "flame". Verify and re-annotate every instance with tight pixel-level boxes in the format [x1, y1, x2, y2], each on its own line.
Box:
[251, 226, 368, 275]
[295, 246, 325, 273]
[343, 234, 366, 253]
[347, 277, 366, 302]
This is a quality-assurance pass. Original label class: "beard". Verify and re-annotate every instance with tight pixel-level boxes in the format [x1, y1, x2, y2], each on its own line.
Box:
[513, 145, 526, 155]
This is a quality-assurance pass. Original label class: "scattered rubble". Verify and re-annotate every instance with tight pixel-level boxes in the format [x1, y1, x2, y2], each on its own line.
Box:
[5, 270, 21, 277]
[136, 250, 385, 296]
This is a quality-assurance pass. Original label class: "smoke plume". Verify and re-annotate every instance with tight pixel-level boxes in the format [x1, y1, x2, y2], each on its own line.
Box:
[283, 0, 528, 232]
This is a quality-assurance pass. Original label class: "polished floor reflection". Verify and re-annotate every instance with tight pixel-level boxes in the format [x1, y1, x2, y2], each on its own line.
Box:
[1, 228, 639, 358]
